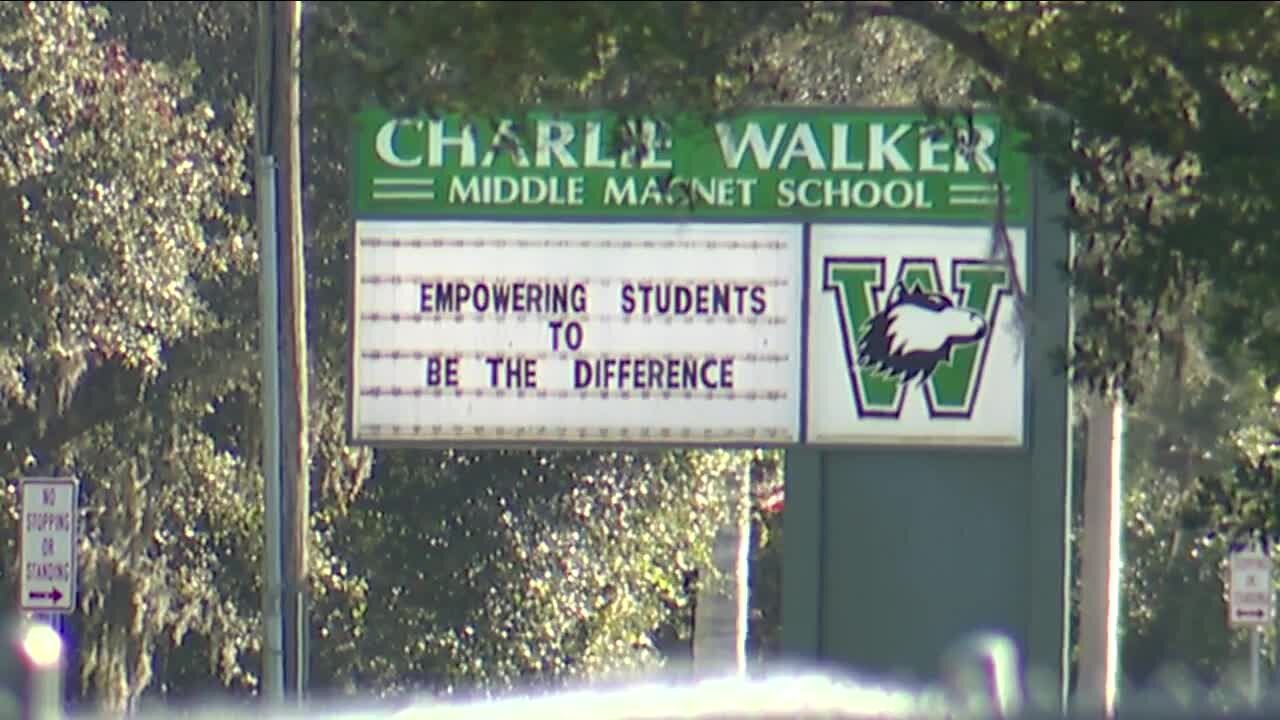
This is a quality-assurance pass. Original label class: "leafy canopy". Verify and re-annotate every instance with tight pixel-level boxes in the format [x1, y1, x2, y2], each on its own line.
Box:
[0, 0, 259, 712]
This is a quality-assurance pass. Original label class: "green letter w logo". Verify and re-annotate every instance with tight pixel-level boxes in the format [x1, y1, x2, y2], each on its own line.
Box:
[823, 257, 1011, 419]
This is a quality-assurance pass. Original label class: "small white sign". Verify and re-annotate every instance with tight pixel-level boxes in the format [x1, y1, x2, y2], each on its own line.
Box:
[805, 224, 1029, 447]
[351, 220, 804, 445]
[20, 477, 78, 613]
[1229, 545, 1273, 627]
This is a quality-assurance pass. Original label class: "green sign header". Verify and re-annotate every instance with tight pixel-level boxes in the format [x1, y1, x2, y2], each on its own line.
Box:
[354, 108, 1031, 224]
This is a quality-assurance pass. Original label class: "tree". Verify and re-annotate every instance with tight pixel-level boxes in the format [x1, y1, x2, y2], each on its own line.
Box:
[316, 449, 746, 695]
[315, 1, 813, 120]
[872, 1, 1280, 405]
[1117, 342, 1275, 691]
[0, 0, 260, 711]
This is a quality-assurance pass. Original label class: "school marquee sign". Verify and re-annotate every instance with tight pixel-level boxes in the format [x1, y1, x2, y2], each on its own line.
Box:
[349, 107, 1033, 448]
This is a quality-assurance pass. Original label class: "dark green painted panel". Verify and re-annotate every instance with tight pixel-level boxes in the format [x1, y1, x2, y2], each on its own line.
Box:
[819, 451, 1033, 682]
[781, 449, 825, 656]
[781, 164, 1072, 709]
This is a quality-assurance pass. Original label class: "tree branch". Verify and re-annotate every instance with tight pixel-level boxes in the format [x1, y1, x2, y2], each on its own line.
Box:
[878, 1, 1078, 109]
[1103, 8, 1256, 143]
[0, 325, 254, 462]
[875, 1, 1196, 155]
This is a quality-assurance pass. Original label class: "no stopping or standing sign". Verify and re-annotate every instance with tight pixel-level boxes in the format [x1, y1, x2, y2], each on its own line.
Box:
[1229, 544, 1274, 627]
[19, 477, 78, 614]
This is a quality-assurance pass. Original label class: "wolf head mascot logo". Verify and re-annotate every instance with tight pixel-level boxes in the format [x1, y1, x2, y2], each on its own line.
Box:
[822, 255, 1014, 424]
[857, 281, 987, 384]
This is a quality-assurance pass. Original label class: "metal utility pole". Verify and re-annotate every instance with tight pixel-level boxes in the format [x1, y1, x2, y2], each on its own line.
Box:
[256, 0, 309, 704]
[272, 0, 311, 702]
[254, 0, 285, 705]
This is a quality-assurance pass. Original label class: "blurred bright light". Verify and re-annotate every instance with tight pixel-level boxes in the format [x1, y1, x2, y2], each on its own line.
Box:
[20, 624, 62, 669]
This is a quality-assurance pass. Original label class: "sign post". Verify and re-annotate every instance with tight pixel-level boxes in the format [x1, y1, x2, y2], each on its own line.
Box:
[19, 478, 78, 615]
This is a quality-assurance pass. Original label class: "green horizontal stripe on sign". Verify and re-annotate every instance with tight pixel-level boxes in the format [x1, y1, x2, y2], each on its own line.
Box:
[353, 107, 1032, 224]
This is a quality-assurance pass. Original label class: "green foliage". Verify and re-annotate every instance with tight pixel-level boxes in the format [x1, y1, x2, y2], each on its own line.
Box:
[0, 0, 257, 712]
[319, 450, 756, 695]
[738, 13, 978, 108]
[0, 1, 251, 385]
[315, 1, 816, 120]
[880, 1, 1280, 397]
[1117, 345, 1275, 686]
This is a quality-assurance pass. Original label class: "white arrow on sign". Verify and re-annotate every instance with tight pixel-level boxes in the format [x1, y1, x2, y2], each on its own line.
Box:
[20, 477, 78, 613]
